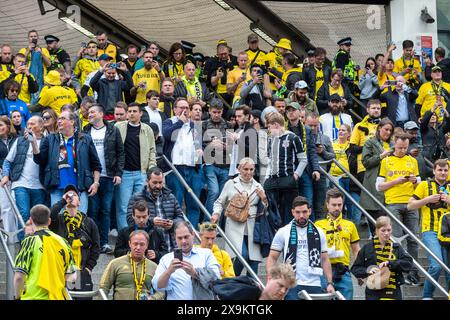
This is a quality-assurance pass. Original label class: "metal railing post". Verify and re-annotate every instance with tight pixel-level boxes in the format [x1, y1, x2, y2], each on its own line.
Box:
[0, 230, 16, 300]
[162, 155, 265, 288]
[324, 158, 450, 276]
[319, 165, 449, 298]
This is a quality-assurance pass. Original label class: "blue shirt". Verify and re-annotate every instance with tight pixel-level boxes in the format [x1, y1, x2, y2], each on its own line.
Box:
[58, 136, 77, 189]
[152, 247, 220, 300]
[396, 92, 409, 122]
[1, 98, 31, 128]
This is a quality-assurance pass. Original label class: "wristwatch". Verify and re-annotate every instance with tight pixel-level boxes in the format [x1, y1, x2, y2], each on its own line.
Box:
[327, 281, 334, 287]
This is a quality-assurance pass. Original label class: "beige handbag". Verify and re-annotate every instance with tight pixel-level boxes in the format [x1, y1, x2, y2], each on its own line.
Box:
[366, 244, 393, 290]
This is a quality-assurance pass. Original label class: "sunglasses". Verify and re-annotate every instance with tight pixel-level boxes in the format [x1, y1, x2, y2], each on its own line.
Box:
[201, 223, 217, 231]
[9, 89, 19, 93]
[42, 116, 51, 121]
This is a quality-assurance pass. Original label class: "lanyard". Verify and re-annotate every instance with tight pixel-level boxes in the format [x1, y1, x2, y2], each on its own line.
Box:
[129, 253, 146, 300]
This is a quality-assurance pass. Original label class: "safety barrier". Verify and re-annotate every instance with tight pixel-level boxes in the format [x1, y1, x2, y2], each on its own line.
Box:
[66, 289, 109, 300]
[318, 160, 450, 298]
[162, 155, 265, 288]
[299, 290, 346, 300]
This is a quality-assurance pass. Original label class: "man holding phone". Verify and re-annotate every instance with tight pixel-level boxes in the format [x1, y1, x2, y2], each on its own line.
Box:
[152, 221, 221, 300]
[227, 51, 250, 107]
[375, 75, 418, 128]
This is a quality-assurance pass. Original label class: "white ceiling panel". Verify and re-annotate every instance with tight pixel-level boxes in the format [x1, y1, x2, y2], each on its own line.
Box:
[263, 1, 388, 65]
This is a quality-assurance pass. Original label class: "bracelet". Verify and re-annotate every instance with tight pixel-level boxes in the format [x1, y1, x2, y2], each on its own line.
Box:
[93, 182, 100, 186]
[327, 281, 334, 286]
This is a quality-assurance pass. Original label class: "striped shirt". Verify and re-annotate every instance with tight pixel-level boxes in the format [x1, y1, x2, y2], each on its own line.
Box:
[266, 131, 307, 178]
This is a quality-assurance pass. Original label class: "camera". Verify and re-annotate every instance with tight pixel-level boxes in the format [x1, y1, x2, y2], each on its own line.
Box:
[109, 63, 118, 69]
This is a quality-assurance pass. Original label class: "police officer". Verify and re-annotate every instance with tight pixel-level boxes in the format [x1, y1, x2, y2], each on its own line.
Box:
[332, 37, 357, 90]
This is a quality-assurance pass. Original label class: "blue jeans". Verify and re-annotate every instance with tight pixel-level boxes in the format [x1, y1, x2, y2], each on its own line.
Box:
[299, 171, 314, 220]
[348, 191, 362, 225]
[88, 177, 114, 247]
[116, 170, 146, 231]
[422, 231, 450, 298]
[337, 178, 354, 220]
[166, 167, 203, 229]
[285, 284, 323, 300]
[203, 165, 229, 214]
[233, 235, 259, 276]
[204, 165, 229, 216]
[320, 271, 353, 300]
[14, 187, 47, 240]
[50, 189, 89, 214]
[14, 187, 47, 223]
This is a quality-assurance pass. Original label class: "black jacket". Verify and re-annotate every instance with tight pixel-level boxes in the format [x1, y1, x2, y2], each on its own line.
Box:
[302, 64, 332, 99]
[287, 121, 320, 175]
[114, 225, 168, 263]
[173, 80, 210, 102]
[202, 118, 229, 168]
[374, 87, 418, 124]
[231, 122, 259, 175]
[424, 58, 450, 83]
[351, 240, 413, 300]
[90, 70, 133, 114]
[83, 122, 125, 178]
[126, 186, 184, 247]
[33, 132, 102, 192]
[50, 199, 100, 271]
[421, 110, 450, 161]
[0, 136, 16, 167]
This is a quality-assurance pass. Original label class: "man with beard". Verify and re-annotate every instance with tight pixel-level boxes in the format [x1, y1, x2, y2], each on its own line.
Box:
[319, 94, 353, 142]
[408, 159, 450, 299]
[114, 200, 168, 263]
[131, 51, 163, 105]
[315, 188, 360, 300]
[267, 196, 334, 299]
[285, 81, 318, 114]
[404, 121, 428, 178]
[126, 167, 184, 251]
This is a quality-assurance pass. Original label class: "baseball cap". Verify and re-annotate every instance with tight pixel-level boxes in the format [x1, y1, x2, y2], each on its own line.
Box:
[329, 93, 342, 102]
[404, 121, 419, 130]
[98, 53, 113, 61]
[432, 65, 442, 72]
[286, 102, 301, 111]
[294, 80, 308, 90]
[63, 184, 80, 196]
[248, 34, 259, 43]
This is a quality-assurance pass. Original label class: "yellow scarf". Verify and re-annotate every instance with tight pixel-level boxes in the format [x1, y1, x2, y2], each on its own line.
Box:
[326, 213, 343, 248]
[64, 211, 83, 269]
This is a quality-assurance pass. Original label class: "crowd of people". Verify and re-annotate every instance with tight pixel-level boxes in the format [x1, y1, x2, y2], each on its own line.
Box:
[1, 28, 450, 301]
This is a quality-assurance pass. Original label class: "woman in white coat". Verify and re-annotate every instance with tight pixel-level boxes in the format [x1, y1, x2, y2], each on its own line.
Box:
[211, 157, 268, 275]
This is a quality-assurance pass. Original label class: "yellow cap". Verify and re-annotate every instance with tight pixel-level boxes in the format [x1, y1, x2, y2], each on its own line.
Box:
[276, 38, 292, 51]
[44, 70, 62, 86]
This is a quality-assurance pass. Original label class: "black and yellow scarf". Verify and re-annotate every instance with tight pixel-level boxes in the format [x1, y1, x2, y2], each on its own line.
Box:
[64, 211, 83, 268]
[373, 237, 397, 300]
[326, 213, 343, 249]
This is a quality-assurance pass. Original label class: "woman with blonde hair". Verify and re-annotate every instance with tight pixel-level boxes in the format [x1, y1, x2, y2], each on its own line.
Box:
[211, 157, 268, 275]
[351, 216, 413, 300]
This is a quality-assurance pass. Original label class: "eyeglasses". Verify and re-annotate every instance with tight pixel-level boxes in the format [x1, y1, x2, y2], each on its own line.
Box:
[9, 89, 19, 93]
[42, 116, 51, 121]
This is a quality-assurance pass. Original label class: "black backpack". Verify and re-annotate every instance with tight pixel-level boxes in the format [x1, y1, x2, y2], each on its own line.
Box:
[211, 276, 263, 300]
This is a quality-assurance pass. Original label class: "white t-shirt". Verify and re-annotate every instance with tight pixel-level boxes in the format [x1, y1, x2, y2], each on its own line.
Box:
[271, 223, 328, 287]
[90, 126, 108, 177]
[7, 139, 44, 190]
[171, 118, 196, 166]
[145, 107, 162, 135]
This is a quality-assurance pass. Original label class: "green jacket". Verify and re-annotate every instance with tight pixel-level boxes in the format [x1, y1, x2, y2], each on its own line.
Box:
[115, 121, 156, 173]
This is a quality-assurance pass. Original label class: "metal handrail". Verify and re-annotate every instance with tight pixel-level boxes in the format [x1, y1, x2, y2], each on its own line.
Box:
[0, 230, 15, 269]
[299, 290, 346, 300]
[318, 162, 450, 297]
[2, 185, 26, 230]
[162, 155, 265, 288]
[67, 289, 109, 300]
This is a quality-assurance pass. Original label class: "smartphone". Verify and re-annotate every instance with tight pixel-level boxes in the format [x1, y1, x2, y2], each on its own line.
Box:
[173, 248, 183, 261]
[386, 80, 397, 86]
[404, 175, 410, 179]
[141, 45, 147, 51]
[31, 38, 38, 45]
[80, 42, 87, 48]
[109, 63, 118, 69]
